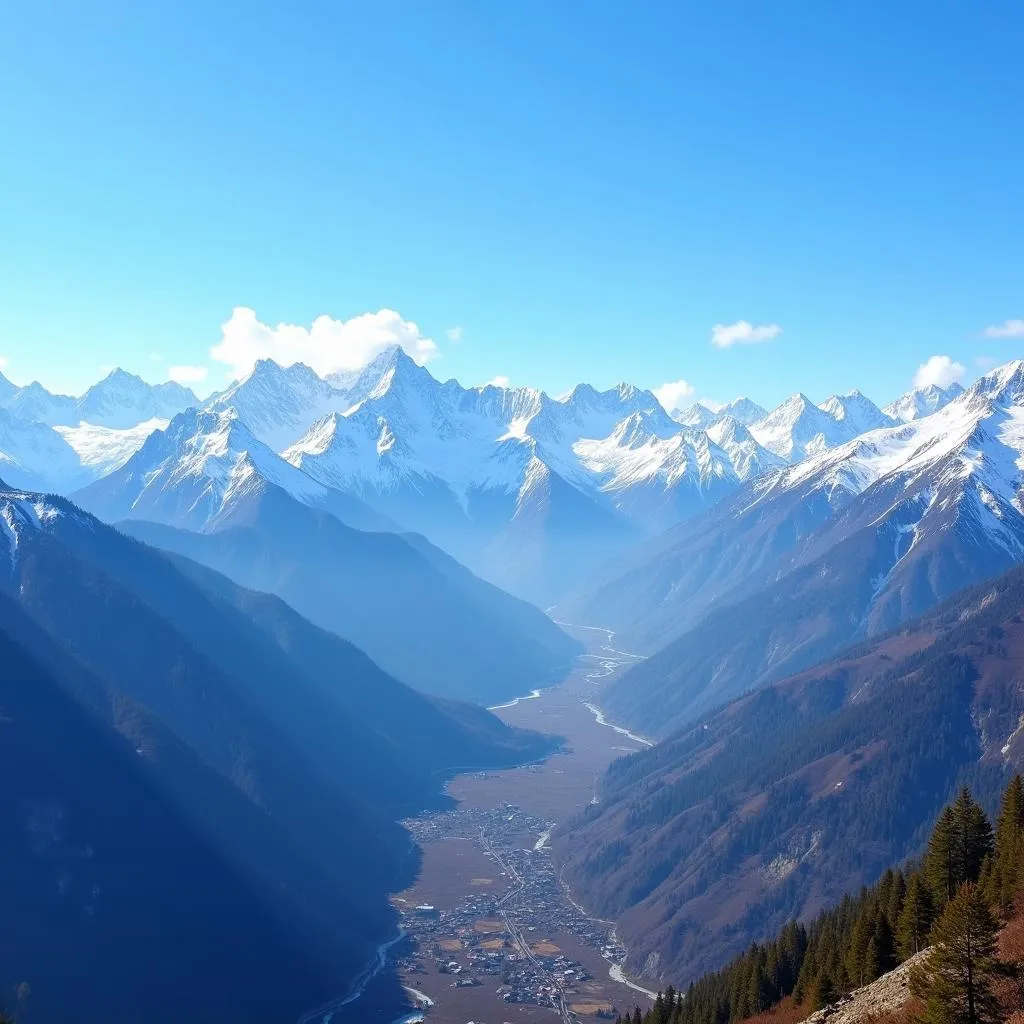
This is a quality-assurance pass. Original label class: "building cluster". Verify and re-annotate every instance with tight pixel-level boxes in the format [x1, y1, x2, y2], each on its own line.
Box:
[396, 803, 630, 1018]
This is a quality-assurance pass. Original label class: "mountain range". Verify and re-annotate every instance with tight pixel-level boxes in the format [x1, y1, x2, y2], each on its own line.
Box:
[0, 369, 198, 491]
[0, 351, 966, 605]
[560, 362, 1024, 738]
[556, 559, 1024, 987]
[71, 407, 579, 704]
[0, 480, 554, 1022]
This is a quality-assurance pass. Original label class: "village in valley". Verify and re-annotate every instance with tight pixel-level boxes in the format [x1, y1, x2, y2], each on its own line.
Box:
[393, 794, 642, 1024]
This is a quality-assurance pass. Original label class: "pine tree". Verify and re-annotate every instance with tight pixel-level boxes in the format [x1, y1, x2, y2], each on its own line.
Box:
[910, 882, 1002, 1024]
[898, 874, 935, 959]
[925, 790, 994, 910]
[887, 870, 908, 930]
[954, 788, 995, 886]
[846, 909, 875, 987]
[989, 773, 1024, 916]
[926, 806, 960, 908]
[811, 971, 837, 1010]
[871, 913, 896, 977]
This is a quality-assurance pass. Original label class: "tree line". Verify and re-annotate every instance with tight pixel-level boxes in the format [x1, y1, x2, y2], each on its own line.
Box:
[617, 776, 1024, 1024]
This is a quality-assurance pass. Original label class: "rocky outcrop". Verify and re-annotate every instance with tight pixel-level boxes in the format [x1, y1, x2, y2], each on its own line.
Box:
[803, 951, 928, 1023]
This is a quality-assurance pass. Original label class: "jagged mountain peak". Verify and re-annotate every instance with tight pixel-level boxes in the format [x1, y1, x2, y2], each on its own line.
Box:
[818, 389, 892, 435]
[750, 392, 845, 460]
[717, 396, 767, 424]
[97, 366, 141, 384]
[245, 357, 321, 385]
[672, 402, 721, 428]
[883, 380, 965, 423]
[971, 358, 1024, 404]
[706, 413, 753, 445]
[606, 409, 680, 448]
[80, 368, 198, 426]
[207, 360, 352, 451]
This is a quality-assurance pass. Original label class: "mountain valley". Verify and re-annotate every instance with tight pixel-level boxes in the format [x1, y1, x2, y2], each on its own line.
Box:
[4, 354, 1024, 1024]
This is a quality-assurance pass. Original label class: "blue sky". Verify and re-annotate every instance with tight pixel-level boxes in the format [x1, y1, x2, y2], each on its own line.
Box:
[1, 1, 1022, 408]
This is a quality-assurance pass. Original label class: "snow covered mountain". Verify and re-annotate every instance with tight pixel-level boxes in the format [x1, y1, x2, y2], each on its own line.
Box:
[0, 368, 197, 428]
[274, 349, 797, 597]
[77, 369, 196, 428]
[2, 380, 78, 425]
[12, 350, 993, 605]
[73, 408, 389, 534]
[748, 392, 858, 460]
[718, 396, 768, 424]
[672, 402, 721, 428]
[564, 360, 1024, 734]
[882, 380, 964, 422]
[673, 397, 768, 429]
[68, 409, 581, 703]
[0, 407, 89, 492]
[0, 369, 198, 489]
[203, 359, 357, 450]
[706, 415, 786, 481]
[817, 388, 893, 435]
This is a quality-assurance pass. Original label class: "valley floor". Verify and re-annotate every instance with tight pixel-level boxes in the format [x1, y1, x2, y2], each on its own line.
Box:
[382, 626, 657, 1024]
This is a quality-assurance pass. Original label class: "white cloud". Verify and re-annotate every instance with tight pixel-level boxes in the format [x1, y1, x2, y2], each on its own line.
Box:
[210, 307, 439, 380]
[653, 378, 697, 412]
[485, 375, 510, 388]
[711, 320, 782, 349]
[983, 318, 1024, 339]
[168, 364, 209, 384]
[446, 326, 464, 343]
[913, 354, 965, 389]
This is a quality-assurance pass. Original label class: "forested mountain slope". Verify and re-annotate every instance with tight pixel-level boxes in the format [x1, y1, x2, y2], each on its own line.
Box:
[557, 563, 1024, 987]
[616, 779, 1024, 1024]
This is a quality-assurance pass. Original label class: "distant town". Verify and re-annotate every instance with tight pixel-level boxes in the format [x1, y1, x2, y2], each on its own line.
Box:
[395, 798, 633, 1023]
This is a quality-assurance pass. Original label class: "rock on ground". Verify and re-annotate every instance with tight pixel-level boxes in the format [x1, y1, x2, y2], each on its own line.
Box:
[802, 951, 929, 1023]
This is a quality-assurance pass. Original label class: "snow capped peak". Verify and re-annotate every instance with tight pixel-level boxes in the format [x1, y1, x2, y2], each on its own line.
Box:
[75, 368, 197, 429]
[971, 359, 1024, 404]
[98, 367, 139, 385]
[613, 382, 643, 402]
[207, 359, 354, 451]
[883, 381, 964, 423]
[707, 414, 754, 445]
[717, 397, 767, 425]
[248, 358, 316, 384]
[750, 393, 837, 460]
[608, 409, 680, 448]
[706, 415, 785, 481]
[75, 405, 338, 532]
[818, 390, 892, 434]
[560, 382, 601, 405]
[673, 402, 721, 429]
[352, 343, 414, 377]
